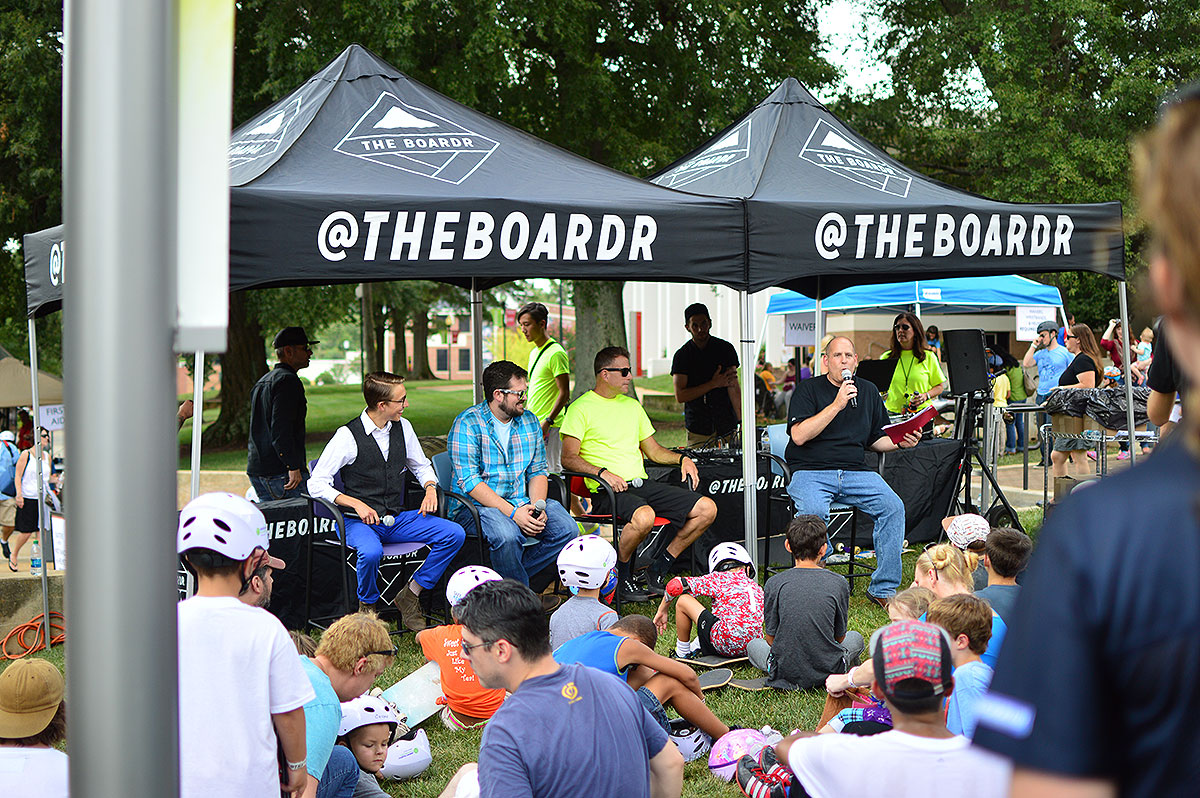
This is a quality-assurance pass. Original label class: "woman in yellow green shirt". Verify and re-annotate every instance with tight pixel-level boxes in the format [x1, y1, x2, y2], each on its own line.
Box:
[881, 312, 946, 414]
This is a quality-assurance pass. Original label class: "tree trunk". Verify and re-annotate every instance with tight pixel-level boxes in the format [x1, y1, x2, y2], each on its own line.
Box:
[362, 283, 384, 374]
[388, 306, 409, 377]
[204, 291, 267, 448]
[411, 307, 436, 379]
[571, 281, 628, 399]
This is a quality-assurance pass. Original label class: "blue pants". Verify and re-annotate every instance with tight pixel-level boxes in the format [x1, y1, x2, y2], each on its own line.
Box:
[248, 473, 303, 501]
[345, 511, 465, 604]
[786, 469, 905, 599]
[1005, 411, 1025, 454]
[314, 744, 358, 798]
[455, 499, 578, 585]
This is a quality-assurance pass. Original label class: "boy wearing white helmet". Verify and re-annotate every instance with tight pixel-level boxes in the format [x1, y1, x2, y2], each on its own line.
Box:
[414, 566, 507, 730]
[653, 541, 764, 660]
[334, 695, 430, 797]
[176, 492, 314, 797]
[548, 535, 619, 648]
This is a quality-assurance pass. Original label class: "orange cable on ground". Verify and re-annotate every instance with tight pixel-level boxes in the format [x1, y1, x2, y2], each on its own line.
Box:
[2, 612, 65, 659]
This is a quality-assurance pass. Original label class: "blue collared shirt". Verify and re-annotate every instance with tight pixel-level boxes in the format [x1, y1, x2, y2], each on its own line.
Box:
[448, 401, 548, 506]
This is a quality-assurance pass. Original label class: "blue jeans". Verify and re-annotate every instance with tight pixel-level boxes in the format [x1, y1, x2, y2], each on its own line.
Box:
[455, 499, 578, 585]
[345, 511, 466, 604]
[315, 744, 358, 798]
[248, 473, 303, 501]
[786, 469, 905, 599]
[1005, 411, 1025, 454]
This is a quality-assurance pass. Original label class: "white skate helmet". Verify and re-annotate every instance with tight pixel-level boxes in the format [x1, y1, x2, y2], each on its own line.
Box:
[378, 728, 433, 780]
[338, 694, 401, 742]
[177, 491, 280, 566]
[708, 542, 754, 576]
[556, 535, 617, 589]
[446, 566, 503, 607]
[669, 718, 714, 762]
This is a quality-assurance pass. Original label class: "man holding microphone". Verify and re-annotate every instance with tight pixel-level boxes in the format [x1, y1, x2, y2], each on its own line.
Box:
[784, 336, 920, 607]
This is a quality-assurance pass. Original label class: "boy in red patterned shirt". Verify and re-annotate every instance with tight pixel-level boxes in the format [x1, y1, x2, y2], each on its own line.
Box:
[653, 542, 764, 658]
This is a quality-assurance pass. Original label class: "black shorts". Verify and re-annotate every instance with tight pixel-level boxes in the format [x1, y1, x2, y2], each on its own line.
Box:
[695, 608, 721, 655]
[591, 479, 702, 529]
[14, 499, 40, 533]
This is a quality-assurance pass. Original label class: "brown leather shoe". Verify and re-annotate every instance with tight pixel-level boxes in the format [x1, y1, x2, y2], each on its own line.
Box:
[393, 587, 427, 632]
[358, 602, 376, 614]
[867, 593, 890, 610]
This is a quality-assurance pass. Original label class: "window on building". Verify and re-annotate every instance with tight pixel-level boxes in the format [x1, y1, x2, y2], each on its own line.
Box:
[458, 348, 471, 372]
[436, 348, 448, 371]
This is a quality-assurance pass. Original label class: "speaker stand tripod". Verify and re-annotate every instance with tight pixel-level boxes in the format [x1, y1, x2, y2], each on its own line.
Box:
[946, 392, 1025, 533]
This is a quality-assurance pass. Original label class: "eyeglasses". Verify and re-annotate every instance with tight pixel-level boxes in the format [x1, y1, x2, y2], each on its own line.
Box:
[460, 638, 497, 655]
[497, 389, 527, 399]
[1064, 334, 1077, 340]
[366, 648, 397, 657]
[40, 433, 50, 438]
[601, 367, 632, 377]
[893, 324, 912, 331]
[385, 396, 408, 405]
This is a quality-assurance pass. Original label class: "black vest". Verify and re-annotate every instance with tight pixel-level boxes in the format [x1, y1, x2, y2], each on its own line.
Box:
[339, 419, 408, 516]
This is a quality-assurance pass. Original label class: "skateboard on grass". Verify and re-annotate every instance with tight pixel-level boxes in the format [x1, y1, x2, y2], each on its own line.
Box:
[698, 667, 733, 691]
[728, 676, 769, 691]
[681, 652, 749, 669]
[379, 661, 444, 728]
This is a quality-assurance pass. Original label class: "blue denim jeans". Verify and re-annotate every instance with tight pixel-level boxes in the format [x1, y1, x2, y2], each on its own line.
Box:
[248, 473, 303, 502]
[786, 469, 906, 599]
[315, 744, 359, 798]
[344, 511, 466, 604]
[455, 499, 578, 585]
[1005, 411, 1025, 454]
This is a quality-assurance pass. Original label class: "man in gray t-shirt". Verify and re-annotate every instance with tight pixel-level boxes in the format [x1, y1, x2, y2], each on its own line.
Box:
[747, 516, 864, 690]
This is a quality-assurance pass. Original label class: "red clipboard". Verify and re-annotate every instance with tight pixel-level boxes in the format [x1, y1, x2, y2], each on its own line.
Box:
[882, 404, 937, 445]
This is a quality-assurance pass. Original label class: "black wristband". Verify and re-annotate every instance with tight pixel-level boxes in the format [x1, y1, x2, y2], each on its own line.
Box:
[597, 467, 607, 478]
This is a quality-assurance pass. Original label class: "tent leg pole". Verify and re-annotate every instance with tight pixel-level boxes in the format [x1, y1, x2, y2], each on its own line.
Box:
[28, 318, 51, 643]
[739, 291, 758, 571]
[1118, 282, 1137, 464]
[190, 351, 204, 499]
[813, 293, 823, 375]
[471, 278, 484, 404]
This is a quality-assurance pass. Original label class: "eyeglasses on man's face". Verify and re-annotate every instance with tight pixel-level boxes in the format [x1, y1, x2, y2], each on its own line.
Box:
[601, 367, 632, 377]
[460, 638, 497, 655]
[497, 389, 527, 399]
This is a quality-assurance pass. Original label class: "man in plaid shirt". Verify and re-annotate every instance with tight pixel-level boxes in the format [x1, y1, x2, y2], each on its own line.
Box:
[448, 360, 578, 587]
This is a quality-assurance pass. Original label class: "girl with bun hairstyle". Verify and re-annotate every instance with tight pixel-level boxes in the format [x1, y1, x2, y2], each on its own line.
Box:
[913, 544, 1006, 668]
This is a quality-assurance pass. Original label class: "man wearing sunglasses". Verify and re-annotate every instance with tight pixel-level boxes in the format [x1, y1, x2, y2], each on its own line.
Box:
[448, 360, 577, 588]
[562, 347, 717, 602]
[1021, 320, 1073, 466]
[248, 326, 318, 501]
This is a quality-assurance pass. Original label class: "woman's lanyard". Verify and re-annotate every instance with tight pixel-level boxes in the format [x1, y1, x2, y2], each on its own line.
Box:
[897, 350, 916, 392]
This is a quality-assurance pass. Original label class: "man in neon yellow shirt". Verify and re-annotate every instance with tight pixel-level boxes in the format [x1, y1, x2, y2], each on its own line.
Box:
[561, 346, 717, 603]
[518, 302, 571, 473]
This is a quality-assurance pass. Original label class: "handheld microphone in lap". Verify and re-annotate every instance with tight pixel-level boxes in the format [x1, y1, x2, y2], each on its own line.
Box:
[842, 369, 857, 408]
[529, 498, 546, 519]
[630, 478, 643, 488]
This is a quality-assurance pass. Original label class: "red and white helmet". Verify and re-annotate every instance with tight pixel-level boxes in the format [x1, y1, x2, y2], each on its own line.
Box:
[708, 542, 753, 574]
[446, 566, 502, 607]
[556, 535, 617, 589]
[177, 491, 277, 564]
[338, 694, 401, 740]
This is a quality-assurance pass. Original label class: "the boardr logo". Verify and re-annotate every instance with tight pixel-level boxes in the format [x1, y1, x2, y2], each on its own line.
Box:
[800, 119, 912, 198]
[653, 119, 751, 189]
[230, 97, 302, 168]
[335, 92, 499, 185]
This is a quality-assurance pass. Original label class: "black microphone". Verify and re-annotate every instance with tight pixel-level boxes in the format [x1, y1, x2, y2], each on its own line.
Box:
[529, 498, 546, 519]
[842, 369, 857, 408]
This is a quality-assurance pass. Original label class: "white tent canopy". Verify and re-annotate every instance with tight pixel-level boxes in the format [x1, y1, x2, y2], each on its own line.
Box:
[0, 344, 63, 406]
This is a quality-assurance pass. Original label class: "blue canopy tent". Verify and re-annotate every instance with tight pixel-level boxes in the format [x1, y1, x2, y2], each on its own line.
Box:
[764, 275, 1064, 316]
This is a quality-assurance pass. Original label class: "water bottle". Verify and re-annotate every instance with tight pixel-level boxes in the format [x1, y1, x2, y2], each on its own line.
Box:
[760, 427, 771, 453]
[30, 537, 42, 576]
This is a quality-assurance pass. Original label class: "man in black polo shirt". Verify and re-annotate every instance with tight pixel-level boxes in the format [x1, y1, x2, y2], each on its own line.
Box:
[247, 326, 316, 500]
[784, 336, 919, 607]
[307, 371, 465, 630]
[671, 303, 741, 446]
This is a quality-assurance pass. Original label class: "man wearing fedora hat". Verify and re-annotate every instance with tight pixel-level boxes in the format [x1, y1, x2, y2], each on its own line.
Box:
[248, 326, 319, 501]
[0, 658, 69, 797]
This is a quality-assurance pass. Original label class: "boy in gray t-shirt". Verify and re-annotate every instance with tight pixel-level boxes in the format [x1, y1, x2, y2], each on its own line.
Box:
[549, 534, 618, 649]
[747, 515, 864, 690]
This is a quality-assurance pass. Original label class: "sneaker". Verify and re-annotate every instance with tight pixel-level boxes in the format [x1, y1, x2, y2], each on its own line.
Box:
[642, 569, 669, 596]
[1117, 451, 1130, 460]
[1086, 451, 1097, 461]
[392, 587, 428, 632]
[735, 746, 792, 798]
[358, 601, 377, 614]
[618, 577, 652, 603]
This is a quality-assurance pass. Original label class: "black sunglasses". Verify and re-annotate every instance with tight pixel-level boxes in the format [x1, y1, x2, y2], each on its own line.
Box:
[601, 367, 632, 377]
[893, 324, 912, 331]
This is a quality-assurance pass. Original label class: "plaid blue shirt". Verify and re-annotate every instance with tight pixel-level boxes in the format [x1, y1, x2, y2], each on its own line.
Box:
[448, 401, 548, 506]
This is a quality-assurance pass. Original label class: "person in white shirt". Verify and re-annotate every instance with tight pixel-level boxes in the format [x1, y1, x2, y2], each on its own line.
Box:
[771, 620, 1011, 798]
[308, 371, 465, 631]
[176, 491, 314, 797]
[0, 659, 69, 798]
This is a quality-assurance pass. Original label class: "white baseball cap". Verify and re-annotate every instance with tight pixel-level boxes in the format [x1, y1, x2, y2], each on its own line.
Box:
[0, 431, 14, 442]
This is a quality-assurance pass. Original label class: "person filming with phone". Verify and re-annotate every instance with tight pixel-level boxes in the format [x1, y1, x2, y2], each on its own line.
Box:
[785, 336, 921, 609]
[561, 346, 718, 604]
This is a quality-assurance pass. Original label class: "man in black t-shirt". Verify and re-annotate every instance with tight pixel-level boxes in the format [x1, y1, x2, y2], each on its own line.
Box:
[671, 303, 740, 446]
[784, 336, 920, 606]
[1147, 318, 1186, 431]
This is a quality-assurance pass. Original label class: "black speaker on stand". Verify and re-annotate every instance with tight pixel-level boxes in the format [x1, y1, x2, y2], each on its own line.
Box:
[941, 329, 1024, 533]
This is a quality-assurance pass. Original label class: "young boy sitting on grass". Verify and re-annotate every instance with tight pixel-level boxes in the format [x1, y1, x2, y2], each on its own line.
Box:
[416, 566, 508, 730]
[553, 615, 731, 740]
[335, 694, 403, 798]
[927, 593, 994, 739]
[653, 541, 764, 660]
[746, 515, 863, 691]
[549, 534, 619, 649]
[974, 527, 1032, 623]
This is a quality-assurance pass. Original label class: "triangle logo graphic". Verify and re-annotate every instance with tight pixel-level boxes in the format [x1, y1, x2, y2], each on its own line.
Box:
[230, 97, 303, 168]
[334, 92, 500, 185]
[800, 119, 911, 198]
[653, 118, 752, 189]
